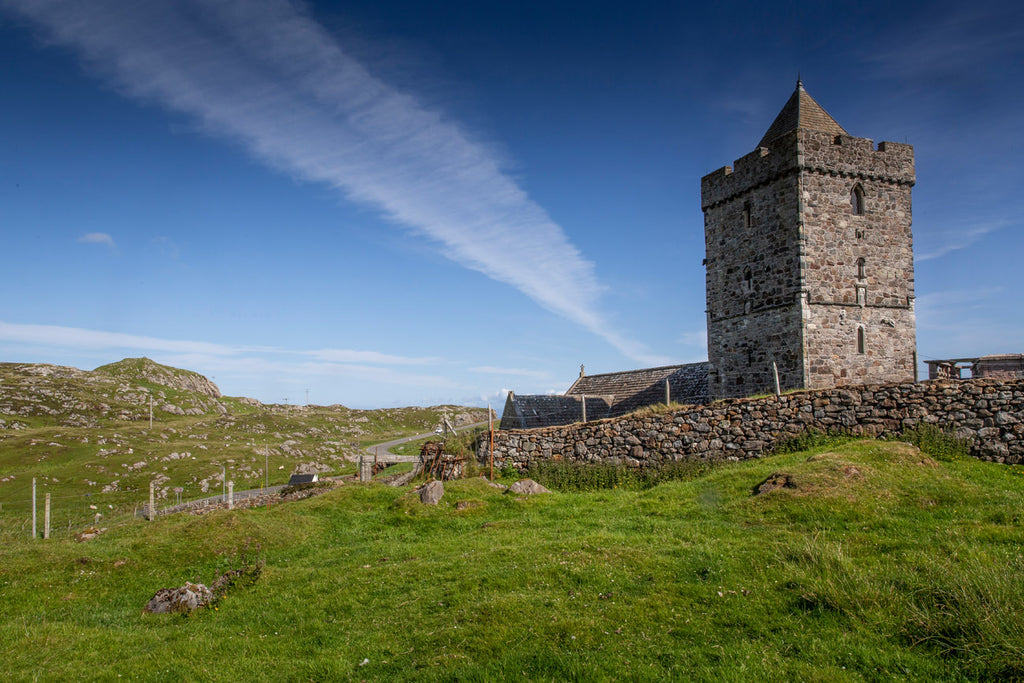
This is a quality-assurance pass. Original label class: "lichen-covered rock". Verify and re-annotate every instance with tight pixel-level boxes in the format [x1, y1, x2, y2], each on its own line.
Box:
[508, 479, 550, 495]
[143, 582, 213, 614]
[419, 480, 444, 505]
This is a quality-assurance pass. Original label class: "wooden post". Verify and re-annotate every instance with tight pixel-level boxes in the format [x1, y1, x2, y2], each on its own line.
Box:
[149, 480, 155, 521]
[488, 403, 494, 481]
[32, 478, 37, 540]
[228, 481, 234, 510]
[44, 493, 51, 540]
[772, 362, 781, 398]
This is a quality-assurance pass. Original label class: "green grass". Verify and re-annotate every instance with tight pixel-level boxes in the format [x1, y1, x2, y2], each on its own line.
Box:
[1, 438, 1023, 680]
[0, 361, 489, 541]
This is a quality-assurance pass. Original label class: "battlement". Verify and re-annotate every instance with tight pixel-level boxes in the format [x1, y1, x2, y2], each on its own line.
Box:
[701, 130, 914, 210]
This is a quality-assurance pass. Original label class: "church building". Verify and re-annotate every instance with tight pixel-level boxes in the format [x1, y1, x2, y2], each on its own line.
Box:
[502, 81, 918, 427]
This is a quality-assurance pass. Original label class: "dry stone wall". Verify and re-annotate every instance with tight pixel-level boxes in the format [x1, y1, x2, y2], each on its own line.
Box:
[479, 379, 1024, 469]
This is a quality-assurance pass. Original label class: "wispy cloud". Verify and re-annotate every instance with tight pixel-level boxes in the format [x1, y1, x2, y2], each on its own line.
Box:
[916, 220, 1007, 262]
[77, 232, 115, 247]
[0, 321, 432, 368]
[865, 5, 1024, 86]
[2, 0, 659, 363]
[469, 366, 551, 380]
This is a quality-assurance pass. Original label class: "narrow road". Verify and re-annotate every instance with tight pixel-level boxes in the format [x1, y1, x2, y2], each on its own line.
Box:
[365, 420, 490, 457]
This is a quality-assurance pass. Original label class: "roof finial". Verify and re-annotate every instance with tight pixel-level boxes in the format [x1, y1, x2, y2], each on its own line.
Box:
[796, 72, 803, 89]
[580, 364, 585, 378]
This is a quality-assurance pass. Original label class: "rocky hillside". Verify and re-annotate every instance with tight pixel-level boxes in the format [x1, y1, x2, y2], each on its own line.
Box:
[0, 359, 491, 533]
[0, 359, 228, 428]
[95, 357, 222, 398]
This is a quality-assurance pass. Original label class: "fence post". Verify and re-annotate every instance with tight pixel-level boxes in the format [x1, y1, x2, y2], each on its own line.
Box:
[44, 493, 51, 540]
[148, 480, 155, 521]
[228, 481, 234, 510]
[665, 378, 671, 405]
[32, 478, 37, 540]
[582, 395, 587, 423]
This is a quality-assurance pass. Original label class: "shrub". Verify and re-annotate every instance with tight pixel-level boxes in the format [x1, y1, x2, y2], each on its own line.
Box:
[900, 423, 971, 461]
[770, 428, 855, 455]
[523, 459, 715, 492]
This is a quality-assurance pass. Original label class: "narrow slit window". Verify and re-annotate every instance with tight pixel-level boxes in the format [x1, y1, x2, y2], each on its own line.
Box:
[742, 267, 753, 293]
[857, 327, 866, 354]
[742, 202, 751, 229]
[851, 184, 865, 215]
[857, 257, 866, 280]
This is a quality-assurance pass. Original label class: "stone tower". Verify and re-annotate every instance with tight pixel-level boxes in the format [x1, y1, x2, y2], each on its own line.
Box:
[701, 81, 917, 400]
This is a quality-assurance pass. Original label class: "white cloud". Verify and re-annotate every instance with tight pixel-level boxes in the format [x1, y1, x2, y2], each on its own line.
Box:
[677, 330, 708, 352]
[77, 232, 115, 247]
[2, 0, 661, 363]
[916, 220, 1008, 262]
[469, 366, 551, 380]
[0, 321, 436, 369]
[304, 348, 439, 365]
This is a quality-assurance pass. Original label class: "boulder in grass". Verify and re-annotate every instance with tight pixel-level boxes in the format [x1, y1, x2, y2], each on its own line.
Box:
[143, 582, 213, 614]
[508, 479, 550, 495]
[419, 480, 444, 505]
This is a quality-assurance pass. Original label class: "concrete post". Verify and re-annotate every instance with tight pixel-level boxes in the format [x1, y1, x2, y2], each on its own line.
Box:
[772, 362, 781, 397]
[149, 480, 155, 521]
[32, 478, 37, 540]
[228, 481, 234, 510]
[44, 493, 51, 540]
[582, 395, 587, 423]
[665, 378, 671, 405]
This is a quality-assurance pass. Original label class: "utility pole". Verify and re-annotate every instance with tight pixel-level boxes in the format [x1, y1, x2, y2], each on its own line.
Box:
[264, 444, 269, 493]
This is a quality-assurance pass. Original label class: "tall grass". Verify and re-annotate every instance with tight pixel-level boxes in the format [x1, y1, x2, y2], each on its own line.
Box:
[900, 423, 972, 461]
[524, 459, 716, 492]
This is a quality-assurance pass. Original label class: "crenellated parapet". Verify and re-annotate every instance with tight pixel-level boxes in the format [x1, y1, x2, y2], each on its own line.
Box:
[702, 130, 913, 211]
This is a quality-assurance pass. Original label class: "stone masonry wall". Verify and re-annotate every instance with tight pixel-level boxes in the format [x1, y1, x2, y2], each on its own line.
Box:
[701, 127, 917, 400]
[479, 379, 1024, 469]
[703, 134, 805, 398]
[799, 131, 916, 389]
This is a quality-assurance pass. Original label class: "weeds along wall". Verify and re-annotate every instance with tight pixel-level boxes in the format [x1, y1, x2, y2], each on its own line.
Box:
[478, 379, 1024, 469]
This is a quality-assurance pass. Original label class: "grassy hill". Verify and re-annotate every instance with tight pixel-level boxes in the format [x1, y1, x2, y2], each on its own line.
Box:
[0, 359, 490, 538]
[1, 436, 1022, 680]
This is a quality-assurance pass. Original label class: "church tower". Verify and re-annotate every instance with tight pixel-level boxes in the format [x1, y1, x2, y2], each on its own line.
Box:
[701, 81, 917, 400]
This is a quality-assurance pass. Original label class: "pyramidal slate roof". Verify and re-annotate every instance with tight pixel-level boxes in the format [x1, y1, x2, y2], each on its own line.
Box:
[757, 81, 848, 148]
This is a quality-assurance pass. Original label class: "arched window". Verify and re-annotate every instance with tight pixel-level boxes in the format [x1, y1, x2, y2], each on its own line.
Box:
[857, 326, 866, 354]
[856, 257, 866, 280]
[851, 184, 865, 215]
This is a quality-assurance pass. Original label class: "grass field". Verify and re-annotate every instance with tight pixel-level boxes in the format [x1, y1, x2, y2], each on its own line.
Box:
[2, 437, 1022, 681]
[0, 359, 489, 541]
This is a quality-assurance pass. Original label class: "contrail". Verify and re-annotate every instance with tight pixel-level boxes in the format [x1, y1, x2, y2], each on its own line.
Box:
[3, 0, 666, 364]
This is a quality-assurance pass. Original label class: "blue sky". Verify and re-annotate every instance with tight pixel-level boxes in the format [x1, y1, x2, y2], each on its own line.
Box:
[1, 0, 1022, 409]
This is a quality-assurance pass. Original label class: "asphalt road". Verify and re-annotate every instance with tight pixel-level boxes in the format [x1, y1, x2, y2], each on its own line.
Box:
[365, 420, 491, 457]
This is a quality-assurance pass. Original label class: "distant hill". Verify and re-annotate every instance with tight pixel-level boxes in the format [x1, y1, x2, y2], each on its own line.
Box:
[94, 357, 222, 398]
[0, 358, 491, 532]
[0, 358, 229, 428]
